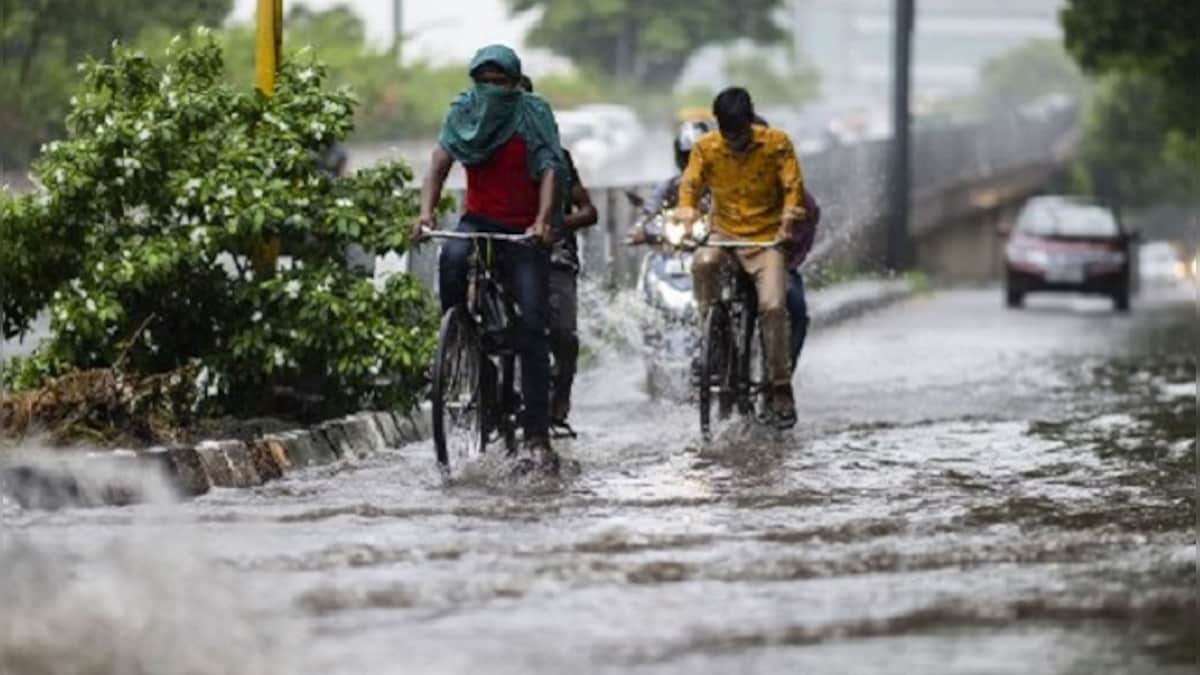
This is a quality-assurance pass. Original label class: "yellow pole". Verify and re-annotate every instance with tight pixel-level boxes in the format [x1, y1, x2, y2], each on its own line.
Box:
[254, 0, 282, 95]
[253, 0, 283, 275]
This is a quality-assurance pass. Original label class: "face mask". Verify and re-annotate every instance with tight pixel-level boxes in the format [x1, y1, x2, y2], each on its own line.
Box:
[725, 133, 751, 152]
[473, 81, 515, 97]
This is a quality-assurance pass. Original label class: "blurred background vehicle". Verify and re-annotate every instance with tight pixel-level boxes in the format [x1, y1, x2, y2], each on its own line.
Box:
[1004, 196, 1135, 311]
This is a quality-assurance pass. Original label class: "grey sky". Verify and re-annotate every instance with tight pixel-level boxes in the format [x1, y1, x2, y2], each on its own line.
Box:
[229, 0, 568, 71]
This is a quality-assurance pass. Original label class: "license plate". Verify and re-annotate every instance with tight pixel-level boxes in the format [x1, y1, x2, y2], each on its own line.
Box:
[665, 256, 690, 277]
[1045, 264, 1084, 283]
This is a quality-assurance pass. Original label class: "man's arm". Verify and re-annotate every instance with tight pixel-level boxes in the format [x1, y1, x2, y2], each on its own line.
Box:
[676, 144, 706, 225]
[563, 179, 597, 230]
[641, 176, 679, 217]
[777, 134, 807, 234]
[529, 168, 558, 243]
[416, 145, 454, 236]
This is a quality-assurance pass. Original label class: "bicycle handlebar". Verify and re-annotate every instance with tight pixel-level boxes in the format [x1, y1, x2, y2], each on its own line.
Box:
[697, 239, 779, 250]
[421, 229, 535, 243]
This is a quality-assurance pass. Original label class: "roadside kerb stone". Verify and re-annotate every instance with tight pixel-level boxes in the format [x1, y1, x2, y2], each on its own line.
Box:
[317, 422, 353, 459]
[370, 411, 403, 447]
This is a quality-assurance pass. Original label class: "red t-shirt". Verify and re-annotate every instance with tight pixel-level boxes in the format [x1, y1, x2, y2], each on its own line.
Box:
[464, 135, 539, 230]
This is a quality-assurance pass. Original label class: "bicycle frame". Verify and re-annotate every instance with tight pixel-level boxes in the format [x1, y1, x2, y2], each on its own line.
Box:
[424, 229, 535, 461]
[698, 239, 778, 432]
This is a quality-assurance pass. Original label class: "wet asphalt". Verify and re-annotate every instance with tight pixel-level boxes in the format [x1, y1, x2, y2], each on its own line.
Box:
[1, 284, 1196, 675]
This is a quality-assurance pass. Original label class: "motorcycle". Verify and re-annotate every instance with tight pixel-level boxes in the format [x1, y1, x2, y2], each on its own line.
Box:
[623, 191, 710, 401]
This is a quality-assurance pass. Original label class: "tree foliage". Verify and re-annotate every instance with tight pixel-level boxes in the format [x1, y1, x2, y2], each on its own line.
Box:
[974, 39, 1088, 113]
[1, 33, 437, 421]
[0, 0, 232, 167]
[1073, 73, 1199, 208]
[508, 0, 787, 87]
[1061, 0, 1200, 168]
[723, 50, 820, 106]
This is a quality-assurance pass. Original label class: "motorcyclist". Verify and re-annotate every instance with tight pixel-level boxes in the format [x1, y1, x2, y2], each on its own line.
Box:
[627, 120, 713, 243]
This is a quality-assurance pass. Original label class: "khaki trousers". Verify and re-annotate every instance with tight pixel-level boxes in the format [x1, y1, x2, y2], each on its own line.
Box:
[692, 238, 792, 389]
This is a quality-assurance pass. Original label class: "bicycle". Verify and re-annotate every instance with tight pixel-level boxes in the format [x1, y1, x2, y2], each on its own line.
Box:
[696, 239, 777, 441]
[425, 230, 534, 472]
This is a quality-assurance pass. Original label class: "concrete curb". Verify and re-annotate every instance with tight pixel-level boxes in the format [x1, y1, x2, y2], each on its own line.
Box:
[808, 277, 917, 329]
[0, 410, 425, 511]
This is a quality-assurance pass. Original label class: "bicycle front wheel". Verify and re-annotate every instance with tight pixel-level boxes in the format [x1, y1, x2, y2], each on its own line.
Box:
[431, 307, 486, 470]
[698, 305, 735, 441]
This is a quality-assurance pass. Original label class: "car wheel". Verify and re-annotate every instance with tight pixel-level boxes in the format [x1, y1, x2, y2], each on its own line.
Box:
[1112, 287, 1130, 313]
[1005, 287, 1024, 309]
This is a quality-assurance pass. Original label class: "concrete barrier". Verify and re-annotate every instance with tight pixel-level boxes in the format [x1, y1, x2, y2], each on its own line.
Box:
[0, 409, 428, 511]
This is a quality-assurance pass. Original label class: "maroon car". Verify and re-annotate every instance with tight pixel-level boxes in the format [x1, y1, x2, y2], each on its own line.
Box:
[1004, 196, 1134, 311]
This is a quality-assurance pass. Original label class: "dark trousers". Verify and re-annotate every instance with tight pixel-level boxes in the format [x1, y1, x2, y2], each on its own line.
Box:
[547, 268, 579, 422]
[438, 215, 551, 440]
[786, 270, 810, 367]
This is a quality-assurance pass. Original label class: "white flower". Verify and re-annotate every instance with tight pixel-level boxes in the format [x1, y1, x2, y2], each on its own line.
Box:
[218, 185, 236, 201]
[137, 129, 152, 142]
[190, 227, 209, 246]
[253, 188, 264, 200]
[54, 168, 65, 185]
[297, 68, 315, 83]
[170, 35, 182, 46]
[322, 101, 342, 115]
[184, 178, 202, 194]
[335, 198, 353, 209]
[284, 280, 301, 299]
[85, 298, 97, 313]
[251, 311, 263, 323]
[309, 120, 326, 135]
[272, 348, 286, 368]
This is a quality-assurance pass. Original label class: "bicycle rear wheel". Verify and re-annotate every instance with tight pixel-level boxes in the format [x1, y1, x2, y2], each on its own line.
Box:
[699, 305, 735, 441]
[432, 307, 486, 470]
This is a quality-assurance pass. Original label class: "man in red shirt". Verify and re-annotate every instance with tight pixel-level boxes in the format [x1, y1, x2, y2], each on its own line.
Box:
[416, 45, 567, 470]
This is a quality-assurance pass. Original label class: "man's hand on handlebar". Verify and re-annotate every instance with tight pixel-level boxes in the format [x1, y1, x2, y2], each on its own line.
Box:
[412, 215, 435, 244]
[527, 219, 553, 245]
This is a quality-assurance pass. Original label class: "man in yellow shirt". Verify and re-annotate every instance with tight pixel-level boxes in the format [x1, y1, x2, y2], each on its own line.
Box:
[677, 87, 806, 427]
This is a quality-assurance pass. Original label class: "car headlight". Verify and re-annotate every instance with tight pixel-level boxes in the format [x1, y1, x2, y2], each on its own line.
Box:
[1007, 244, 1049, 268]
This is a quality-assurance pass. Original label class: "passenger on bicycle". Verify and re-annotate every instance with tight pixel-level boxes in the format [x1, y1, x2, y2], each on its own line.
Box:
[518, 76, 598, 433]
[414, 45, 568, 470]
[677, 87, 807, 429]
[626, 120, 712, 245]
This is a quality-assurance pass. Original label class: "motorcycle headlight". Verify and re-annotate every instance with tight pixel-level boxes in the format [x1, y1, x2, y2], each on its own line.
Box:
[664, 220, 686, 247]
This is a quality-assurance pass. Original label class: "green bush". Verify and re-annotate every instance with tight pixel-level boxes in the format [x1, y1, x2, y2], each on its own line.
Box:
[0, 31, 437, 421]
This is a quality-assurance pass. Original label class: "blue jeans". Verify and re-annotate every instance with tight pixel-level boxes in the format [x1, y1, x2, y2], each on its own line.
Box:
[786, 271, 809, 367]
[438, 215, 551, 440]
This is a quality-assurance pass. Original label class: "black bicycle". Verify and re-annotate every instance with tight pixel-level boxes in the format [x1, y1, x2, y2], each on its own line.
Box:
[425, 230, 532, 471]
[696, 240, 776, 441]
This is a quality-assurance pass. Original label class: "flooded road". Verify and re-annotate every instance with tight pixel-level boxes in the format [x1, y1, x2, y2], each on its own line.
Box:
[1, 285, 1196, 675]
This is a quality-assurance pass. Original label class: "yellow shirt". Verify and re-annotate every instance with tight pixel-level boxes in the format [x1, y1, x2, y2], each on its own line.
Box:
[678, 125, 805, 242]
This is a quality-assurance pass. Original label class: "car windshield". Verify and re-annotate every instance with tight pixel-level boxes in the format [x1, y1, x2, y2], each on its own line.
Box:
[1018, 200, 1120, 237]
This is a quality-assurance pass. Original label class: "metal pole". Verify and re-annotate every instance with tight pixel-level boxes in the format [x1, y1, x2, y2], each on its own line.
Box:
[253, 0, 283, 275]
[888, 0, 914, 271]
[254, 0, 282, 96]
[393, 0, 404, 66]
